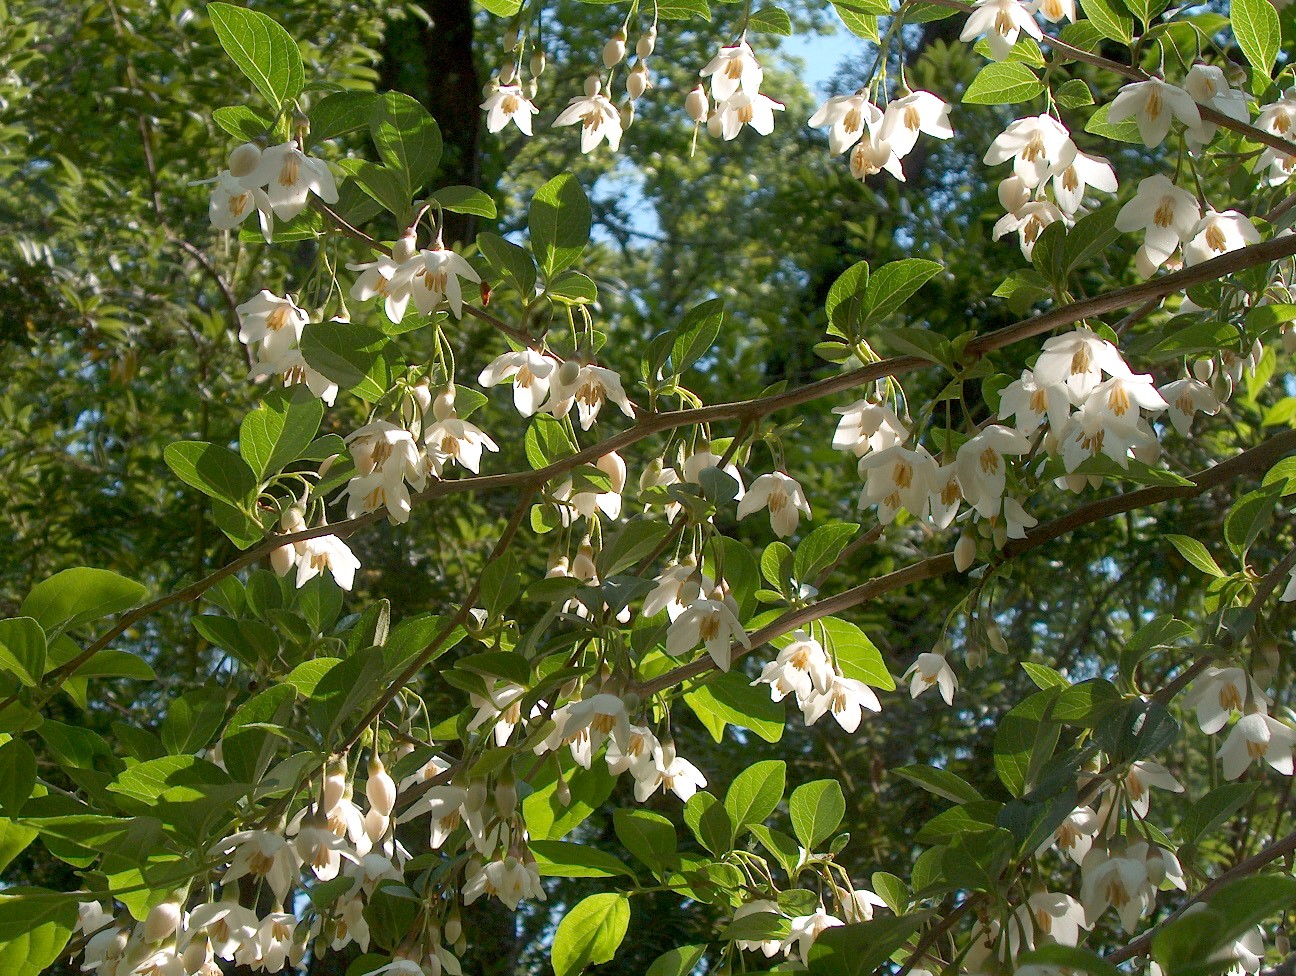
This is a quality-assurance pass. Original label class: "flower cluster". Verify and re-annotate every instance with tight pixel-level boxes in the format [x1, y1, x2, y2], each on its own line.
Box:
[349, 233, 482, 324]
[206, 140, 338, 239]
[692, 39, 784, 142]
[754, 629, 882, 732]
[236, 290, 338, 406]
[810, 89, 952, 183]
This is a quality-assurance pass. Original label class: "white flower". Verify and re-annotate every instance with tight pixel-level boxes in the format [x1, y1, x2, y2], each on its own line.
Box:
[1159, 377, 1221, 435]
[993, 200, 1068, 260]
[1023, 890, 1088, 946]
[999, 369, 1071, 433]
[208, 170, 273, 239]
[700, 40, 764, 101]
[183, 899, 260, 961]
[843, 888, 888, 924]
[248, 141, 339, 220]
[606, 724, 658, 775]
[1118, 759, 1184, 818]
[712, 91, 785, 140]
[255, 912, 297, 972]
[666, 597, 750, 671]
[248, 345, 339, 406]
[554, 91, 623, 153]
[349, 255, 413, 325]
[478, 349, 558, 417]
[1257, 87, 1296, 136]
[783, 908, 843, 965]
[1115, 174, 1201, 271]
[1058, 398, 1159, 471]
[466, 679, 528, 747]
[295, 533, 362, 590]
[481, 84, 539, 135]
[397, 247, 481, 318]
[955, 425, 1030, 518]
[984, 115, 1073, 187]
[1002, 497, 1037, 539]
[1183, 210, 1261, 266]
[210, 829, 300, 906]
[559, 693, 632, 755]
[554, 451, 627, 523]
[683, 447, 745, 499]
[462, 855, 545, 910]
[1220, 711, 1296, 779]
[1043, 805, 1099, 863]
[848, 131, 908, 182]
[644, 560, 713, 621]
[1079, 843, 1154, 931]
[546, 364, 635, 429]
[809, 93, 882, 155]
[1087, 373, 1168, 430]
[731, 900, 784, 957]
[423, 386, 499, 474]
[634, 740, 707, 802]
[1047, 146, 1117, 214]
[879, 91, 953, 158]
[1107, 79, 1201, 148]
[1033, 327, 1131, 402]
[737, 472, 812, 537]
[802, 674, 882, 732]
[236, 290, 308, 364]
[1186, 667, 1270, 733]
[755, 631, 836, 705]
[1029, 0, 1075, 21]
[858, 444, 938, 523]
[833, 399, 909, 455]
[1183, 64, 1249, 153]
[959, 0, 1043, 60]
[904, 652, 957, 705]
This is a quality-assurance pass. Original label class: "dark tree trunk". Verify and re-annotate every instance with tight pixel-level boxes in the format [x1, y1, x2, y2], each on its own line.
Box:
[381, 0, 483, 245]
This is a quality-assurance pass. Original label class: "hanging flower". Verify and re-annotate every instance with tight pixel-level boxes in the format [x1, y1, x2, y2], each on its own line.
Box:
[736, 472, 812, 537]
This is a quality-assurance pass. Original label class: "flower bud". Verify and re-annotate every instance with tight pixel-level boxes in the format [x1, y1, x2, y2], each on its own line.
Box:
[1213, 369, 1234, 402]
[364, 808, 388, 842]
[393, 230, 418, 264]
[991, 521, 1008, 549]
[1249, 337, 1265, 373]
[986, 621, 1008, 654]
[524, 78, 539, 99]
[686, 84, 709, 123]
[182, 940, 212, 973]
[503, 27, 519, 51]
[411, 378, 433, 417]
[495, 773, 518, 816]
[619, 99, 635, 128]
[500, 61, 517, 85]
[270, 544, 295, 577]
[636, 26, 657, 58]
[583, 74, 601, 98]
[555, 772, 571, 806]
[602, 29, 627, 68]
[558, 359, 582, 386]
[573, 538, 598, 580]
[627, 61, 650, 101]
[954, 531, 976, 572]
[367, 756, 397, 817]
[1284, 324, 1296, 356]
[997, 175, 1030, 214]
[466, 778, 489, 813]
[323, 764, 347, 812]
[1192, 357, 1214, 382]
[227, 142, 262, 179]
[445, 909, 463, 944]
[143, 899, 182, 943]
[433, 386, 457, 421]
[530, 48, 546, 76]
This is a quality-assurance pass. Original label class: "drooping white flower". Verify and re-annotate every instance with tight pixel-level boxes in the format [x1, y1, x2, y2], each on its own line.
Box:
[1058, 398, 1159, 471]
[904, 651, 957, 705]
[959, 0, 1043, 60]
[1002, 496, 1038, 539]
[1022, 890, 1088, 947]
[847, 131, 908, 182]
[1079, 843, 1154, 931]
[955, 425, 1031, 518]
[1220, 711, 1296, 780]
[993, 200, 1069, 260]
[857, 444, 938, 523]
[236, 291, 308, 364]
[755, 631, 836, 705]
[210, 829, 301, 906]
[248, 345, 339, 406]
[1118, 759, 1184, 818]
[462, 855, 545, 910]
[700, 40, 764, 101]
[643, 559, 714, 621]
[984, 115, 1072, 187]
[478, 349, 559, 417]
[183, 899, 261, 962]
[1087, 373, 1169, 431]
[783, 908, 844, 965]
[481, 84, 539, 135]
[711, 91, 785, 140]
[802, 674, 882, 732]
[666, 596, 750, 671]
[1158, 377, 1221, 435]
[737, 472, 812, 537]
[633, 740, 707, 802]
[1029, 0, 1075, 22]
[1043, 805, 1099, 863]
[1182, 64, 1250, 153]
[1047, 145, 1118, 214]
[343, 419, 426, 523]
[1107, 79, 1201, 148]
[1186, 667, 1271, 733]
[397, 247, 482, 318]
[466, 679, 528, 747]
[554, 451, 627, 523]
[682, 446, 745, 499]
[546, 363, 635, 429]
[833, 400, 910, 456]
[1115, 174, 1201, 272]
[731, 900, 785, 957]
[1182, 210, 1261, 266]
[349, 254, 413, 325]
[606, 724, 658, 776]
[294, 533, 362, 591]
[879, 91, 953, 158]
[1257, 86, 1296, 137]
[554, 89, 623, 153]
[809, 93, 882, 155]
[1033, 327, 1131, 402]
[999, 368, 1071, 433]
[208, 170, 274, 239]
[248, 141, 340, 220]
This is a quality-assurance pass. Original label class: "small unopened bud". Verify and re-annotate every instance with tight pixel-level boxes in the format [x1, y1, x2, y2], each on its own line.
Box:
[954, 531, 976, 572]
[1192, 357, 1214, 382]
[998, 175, 1030, 214]
[367, 756, 397, 817]
[602, 29, 627, 68]
[555, 772, 572, 806]
[466, 778, 489, 813]
[627, 61, 650, 101]
[503, 27, 519, 51]
[1284, 325, 1296, 356]
[986, 621, 1007, 654]
[636, 26, 657, 58]
[364, 808, 388, 842]
[685, 84, 709, 123]
[640, 457, 664, 491]
[1249, 337, 1265, 372]
[228, 142, 262, 179]
[393, 230, 418, 264]
[1213, 369, 1234, 402]
[558, 359, 582, 386]
[584, 74, 601, 98]
[530, 48, 546, 76]
[143, 899, 183, 943]
[496, 775, 518, 816]
[991, 521, 1008, 549]
[433, 386, 457, 421]
[500, 61, 517, 84]
[524, 78, 539, 99]
[323, 765, 347, 812]
[573, 538, 598, 581]
[411, 378, 433, 416]
[182, 940, 211, 972]
[270, 543, 295, 577]
[445, 910, 463, 944]
[619, 99, 635, 128]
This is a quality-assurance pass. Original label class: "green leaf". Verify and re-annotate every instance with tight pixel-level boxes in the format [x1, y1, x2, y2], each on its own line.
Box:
[1078, 0, 1134, 41]
[530, 172, 591, 279]
[657, 0, 712, 18]
[995, 686, 1062, 796]
[790, 779, 845, 850]
[894, 765, 982, 805]
[647, 945, 708, 976]
[552, 893, 631, 976]
[299, 321, 398, 401]
[1153, 875, 1296, 972]
[1177, 781, 1258, 848]
[671, 299, 725, 374]
[833, 1, 879, 38]
[613, 808, 678, 874]
[525, 413, 579, 469]
[1053, 678, 1123, 726]
[547, 271, 598, 305]
[0, 738, 36, 815]
[864, 259, 943, 324]
[1232, 0, 1280, 84]
[598, 520, 673, 578]
[961, 62, 1045, 104]
[1017, 945, 1121, 976]
[725, 759, 787, 831]
[0, 891, 78, 976]
[942, 826, 1014, 891]
[684, 670, 785, 743]
[476, 0, 523, 14]
[1064, 204, 1120, 272]
[524, 759, 617, 840]
[208, 3, 304, 110]
[794, 522, 859, 584]
[826, 260, 869, 337]
[0, 820, 37, 875]
[339, 158, 412, 222]
[530, 840, 637, 879]
[164, 441, 257, 507]
[212, 104, 272, 141]
[1083, 102, 1144, 144]
[70, 649, 155, 680]
[222, 684, 297, 783]
[790, 617, 894, 690]
[430, 184, 497, 217]
[683, 790, 734, 853]
[21, 568, 147, 633]
[1224, 483, 1282, 558]
[160, 687, 228, 755]
[1022, 662, 1070, 689]
[808, 912, 933, 975]
[1165, 534, 1226, 578]
[369, 92, 441, 194]
[1054, 78, 1095, 108]
[308, 90, 378, 146]
[747, 5, 792, 33]
[239, 386, 323, 479]
[0, 618, 46, 687]
[477, 231, 537, 299]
